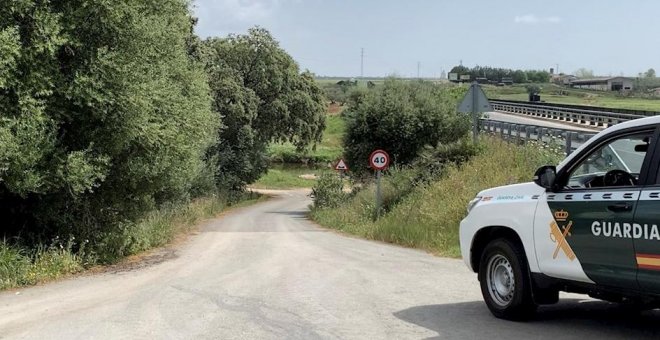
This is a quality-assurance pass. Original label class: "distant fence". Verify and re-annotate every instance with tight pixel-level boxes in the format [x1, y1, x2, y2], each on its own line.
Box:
[480, 119, 597, 156]
[490, 100, 646, 128]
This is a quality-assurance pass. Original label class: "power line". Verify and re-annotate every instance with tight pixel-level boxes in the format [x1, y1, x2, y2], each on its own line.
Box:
[417, 61, 420, 78]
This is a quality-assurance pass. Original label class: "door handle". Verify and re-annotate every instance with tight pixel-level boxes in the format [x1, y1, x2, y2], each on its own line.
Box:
[607, 202, 632, 212]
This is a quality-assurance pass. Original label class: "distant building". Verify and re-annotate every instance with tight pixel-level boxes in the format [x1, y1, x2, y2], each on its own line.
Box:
[551, 74, 577, 86]
[569, 77, 633, 91]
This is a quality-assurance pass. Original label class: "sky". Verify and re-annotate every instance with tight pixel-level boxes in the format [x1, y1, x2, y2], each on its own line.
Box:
[193, 0, 660, 78]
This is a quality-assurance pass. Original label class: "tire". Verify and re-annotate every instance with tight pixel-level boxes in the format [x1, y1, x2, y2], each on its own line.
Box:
[478, 238, 537, 320]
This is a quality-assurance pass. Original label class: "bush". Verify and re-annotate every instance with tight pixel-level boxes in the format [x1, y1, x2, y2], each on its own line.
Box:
[343, 79, 470, 173]
[0, 0, 217, 245]
[312, 173, 347, 208]
[411, 140, 482, 184]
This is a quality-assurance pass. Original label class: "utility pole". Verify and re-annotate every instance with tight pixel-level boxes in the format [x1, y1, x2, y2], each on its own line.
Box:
[360, 48, 364, 78]
[417, 61, 421, 79]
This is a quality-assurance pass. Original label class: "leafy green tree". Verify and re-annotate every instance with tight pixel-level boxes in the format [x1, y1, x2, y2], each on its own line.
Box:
[343, 79, 470, 172]
[512, 70, 528, 83]
[524, 70, 550, 83]
[202, 28, 326, 189]
[645, 68, 656, 78]
[0, 0, 217, 241]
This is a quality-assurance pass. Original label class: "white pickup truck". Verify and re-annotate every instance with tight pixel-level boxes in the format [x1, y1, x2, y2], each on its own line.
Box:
[460, 115, 660, 320]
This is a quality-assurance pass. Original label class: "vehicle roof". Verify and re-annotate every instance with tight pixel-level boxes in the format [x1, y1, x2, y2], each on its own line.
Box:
[557, 115, 660, 170]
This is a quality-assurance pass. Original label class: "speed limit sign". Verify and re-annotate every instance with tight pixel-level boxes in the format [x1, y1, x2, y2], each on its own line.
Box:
[369, 149, 390, 171]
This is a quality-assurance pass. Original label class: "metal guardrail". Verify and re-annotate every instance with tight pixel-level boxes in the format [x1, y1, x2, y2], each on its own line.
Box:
[480, 119, 597, 156]
[490, 100, 647, 128]
[491, 99, 660, 117]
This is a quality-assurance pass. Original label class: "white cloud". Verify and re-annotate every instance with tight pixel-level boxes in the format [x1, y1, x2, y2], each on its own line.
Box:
[514, 14, 562, 24]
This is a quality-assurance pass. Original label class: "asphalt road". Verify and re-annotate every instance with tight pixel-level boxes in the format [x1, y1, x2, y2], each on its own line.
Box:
[486, 111, 600, 132]
[1, 190, 659, 339]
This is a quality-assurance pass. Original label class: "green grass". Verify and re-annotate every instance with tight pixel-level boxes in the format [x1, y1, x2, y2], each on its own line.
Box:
[484, 84, 660, 111]
[268, 114, 345, 164]
[310, 137, 563, 257]
[0, 241, 83, 290]
[252, 165, 333, 189]
[0, 193, 261, 290]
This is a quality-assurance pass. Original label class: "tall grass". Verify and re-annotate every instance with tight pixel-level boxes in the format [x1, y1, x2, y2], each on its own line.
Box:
[310, 137, 563, 257]
[0, 193, 259, 290]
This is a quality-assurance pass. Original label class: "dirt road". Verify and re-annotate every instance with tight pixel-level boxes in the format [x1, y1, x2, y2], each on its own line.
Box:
[1, 190, 658, 339]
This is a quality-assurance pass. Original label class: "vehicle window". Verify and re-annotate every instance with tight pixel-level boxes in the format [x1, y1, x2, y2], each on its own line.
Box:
[566, 133, 652, 189]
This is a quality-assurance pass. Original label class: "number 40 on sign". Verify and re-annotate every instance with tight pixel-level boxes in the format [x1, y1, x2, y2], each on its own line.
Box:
[369, 150, 390, 171]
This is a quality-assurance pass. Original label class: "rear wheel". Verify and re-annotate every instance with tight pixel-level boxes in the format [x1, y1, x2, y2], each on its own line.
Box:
[479, 238, 537, 320]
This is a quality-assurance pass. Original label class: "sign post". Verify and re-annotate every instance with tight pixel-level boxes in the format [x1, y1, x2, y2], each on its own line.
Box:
[458, 81, 492, 142]
[369, 150, 390, 219]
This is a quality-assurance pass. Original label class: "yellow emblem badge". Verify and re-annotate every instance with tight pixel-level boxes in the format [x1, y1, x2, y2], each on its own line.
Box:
[550, 210, 576, 261]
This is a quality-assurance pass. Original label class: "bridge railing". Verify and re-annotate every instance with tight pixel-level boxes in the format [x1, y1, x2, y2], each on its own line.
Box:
[479, 119, 597, 156]
[490, 100, 646, 128]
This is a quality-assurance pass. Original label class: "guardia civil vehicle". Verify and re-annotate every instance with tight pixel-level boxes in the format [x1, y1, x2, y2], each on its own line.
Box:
[460, 115, 660, 320]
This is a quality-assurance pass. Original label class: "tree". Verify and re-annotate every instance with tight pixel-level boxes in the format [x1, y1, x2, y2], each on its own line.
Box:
[448, 65, 549, 83]
[0, 0, 217, 243]
[202, 28, 326, 189]
[574, 68, 595, 78]
[524, 70, 550, 83]
[449, 65, 470, 76]
[512, 70, 528, 83]
[645, 68, 656, 78]
[343, 79, 470, 172]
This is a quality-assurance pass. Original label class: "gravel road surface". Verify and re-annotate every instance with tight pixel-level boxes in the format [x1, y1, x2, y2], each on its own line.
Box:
[1, 190, 659, 339]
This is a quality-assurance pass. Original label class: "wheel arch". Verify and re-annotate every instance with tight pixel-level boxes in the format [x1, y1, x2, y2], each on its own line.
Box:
[470, 226, 526, 274]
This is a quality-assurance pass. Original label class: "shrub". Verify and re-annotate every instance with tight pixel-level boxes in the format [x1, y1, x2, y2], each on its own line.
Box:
[0, 0, 217, 245]
[343, 79, 470, 173]
[312, 173, 347, 208]
[411, 140, 482, 184]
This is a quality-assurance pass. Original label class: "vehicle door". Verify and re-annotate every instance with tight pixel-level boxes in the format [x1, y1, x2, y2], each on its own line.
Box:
[632, 127, 660, 294]
[534, 128, 656, 288]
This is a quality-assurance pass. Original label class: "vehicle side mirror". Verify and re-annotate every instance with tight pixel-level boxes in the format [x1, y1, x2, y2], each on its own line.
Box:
[534, 165, 557, 190]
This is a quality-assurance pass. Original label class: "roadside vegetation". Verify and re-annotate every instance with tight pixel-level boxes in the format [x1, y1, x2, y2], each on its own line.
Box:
[1, 192, 261, 290]
[253, 165, 332, 189]
[0, 2, 324, 288]
[485, 83, 660, 111]
[310, 137, 563, 257]
[267, 115, 345, 165]
[307, 77, 564, 257]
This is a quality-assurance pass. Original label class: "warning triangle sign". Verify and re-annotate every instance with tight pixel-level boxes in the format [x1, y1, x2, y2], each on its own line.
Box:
[335, 159, 349, 171]
[458, 83, 492, 113]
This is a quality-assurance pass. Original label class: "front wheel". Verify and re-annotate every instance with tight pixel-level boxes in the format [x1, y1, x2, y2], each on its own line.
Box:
[478, 238, 537, 320]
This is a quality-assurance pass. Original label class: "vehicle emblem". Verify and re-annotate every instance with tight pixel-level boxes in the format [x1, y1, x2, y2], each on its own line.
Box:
[550, 210, 576, 261]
